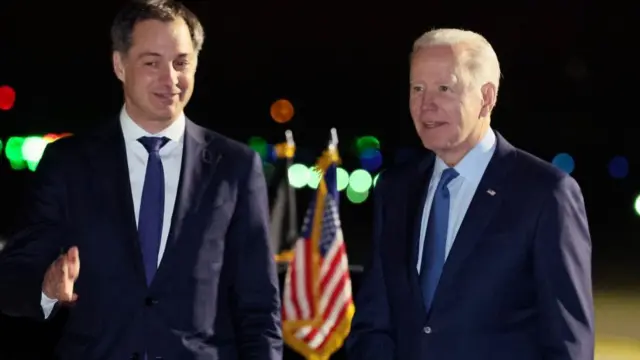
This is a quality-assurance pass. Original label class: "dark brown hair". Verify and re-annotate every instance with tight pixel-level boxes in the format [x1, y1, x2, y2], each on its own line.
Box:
[110, 0, 204, 54]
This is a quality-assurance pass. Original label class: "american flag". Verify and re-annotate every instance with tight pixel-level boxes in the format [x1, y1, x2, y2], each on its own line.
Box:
[282, 149, 354, 359]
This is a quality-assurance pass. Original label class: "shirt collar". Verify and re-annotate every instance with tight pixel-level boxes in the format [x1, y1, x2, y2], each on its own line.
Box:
[433, 127, 496, 186]
[119, 106, 186, 143]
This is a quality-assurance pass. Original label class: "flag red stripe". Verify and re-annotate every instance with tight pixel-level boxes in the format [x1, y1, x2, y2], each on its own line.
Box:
[302, 270, 350, 345]
[319, 245, 344, 290]
[317, 300, 351, 350]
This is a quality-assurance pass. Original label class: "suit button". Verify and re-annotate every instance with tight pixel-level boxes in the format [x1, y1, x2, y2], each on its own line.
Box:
[423, 326, 432, 334]
[130, 353, 140, 360]
[155, 357, 163, 360]
[145, 296, 158, 306]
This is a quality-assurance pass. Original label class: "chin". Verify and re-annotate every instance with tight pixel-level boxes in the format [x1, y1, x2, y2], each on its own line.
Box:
[422, 141, 447, 153]
[419, 131, 448, 148]
[422, 137, 463, 154]
[151, 105, 179, 119]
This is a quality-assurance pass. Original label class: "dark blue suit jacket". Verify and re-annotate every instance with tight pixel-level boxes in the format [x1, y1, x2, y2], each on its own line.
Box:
[0, 118, 283, 360]
[346, 133, 594, 360]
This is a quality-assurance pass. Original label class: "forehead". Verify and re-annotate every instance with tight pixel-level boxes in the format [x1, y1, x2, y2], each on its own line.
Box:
[130, 18, 194, 55]
[410, 45, 460, 81]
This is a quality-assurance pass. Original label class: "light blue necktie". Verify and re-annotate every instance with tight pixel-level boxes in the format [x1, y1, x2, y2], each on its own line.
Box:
[420, 168, 459, 311]
[137, 136, 169, 286]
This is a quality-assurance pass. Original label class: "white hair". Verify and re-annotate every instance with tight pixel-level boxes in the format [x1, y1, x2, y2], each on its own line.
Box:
[412, 28, 501, 94]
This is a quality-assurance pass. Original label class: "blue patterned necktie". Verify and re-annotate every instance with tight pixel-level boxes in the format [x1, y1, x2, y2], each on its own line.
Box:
[137, 136, 169, 286]
[420, 167, 459, 311]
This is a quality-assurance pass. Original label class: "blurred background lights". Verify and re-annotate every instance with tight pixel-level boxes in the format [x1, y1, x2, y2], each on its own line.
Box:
[348, 169, 372, 193]
[307, 169, 321, 189]
[355, 135, 380, 153]
[270, 99, 294, 123]
[283, 162, 376, 204]
[608, 156, 629, 179]
[0, 85, 16, 111]
[248, 136, 269, 160]
[5, 137, 27, 170]
[3, 133, 72, 171]
[244, 132, 385, 204]
[7, 130, 640, 209]
[21, 136, 48, 171]
[287, 163, 309, 188]
[346, 185, 368, 203]
[336, 167, 349, 191]
[359, 148, 382, 172]
[352, 135, 382, 197]
[552, 152, 575, 174]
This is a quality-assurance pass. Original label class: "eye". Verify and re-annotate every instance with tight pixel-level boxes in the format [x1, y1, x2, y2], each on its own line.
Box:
[144, 61, 157, 67]
[438, 85, 450, 92]
[411, 84, 424, 92]
[174, 60, 189, 70]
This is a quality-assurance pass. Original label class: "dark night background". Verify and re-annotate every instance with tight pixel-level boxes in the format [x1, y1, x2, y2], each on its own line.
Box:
[0, 1, 638, 358]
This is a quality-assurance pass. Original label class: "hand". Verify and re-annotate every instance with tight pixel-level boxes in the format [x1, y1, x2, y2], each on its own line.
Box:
[42, 246, 80, 302]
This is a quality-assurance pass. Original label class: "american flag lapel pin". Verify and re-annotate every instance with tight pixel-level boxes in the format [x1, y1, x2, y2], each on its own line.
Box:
[486, 189, 496, 196]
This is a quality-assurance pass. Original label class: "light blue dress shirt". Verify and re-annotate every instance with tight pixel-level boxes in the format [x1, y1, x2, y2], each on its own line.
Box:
[416, 128, 497, 272]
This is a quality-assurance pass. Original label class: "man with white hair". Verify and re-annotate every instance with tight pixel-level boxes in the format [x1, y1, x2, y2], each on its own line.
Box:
[347, 29, 594, 359]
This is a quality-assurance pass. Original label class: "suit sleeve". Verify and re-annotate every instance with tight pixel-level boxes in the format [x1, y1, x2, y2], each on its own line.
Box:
[228, 152, 283, 359]
[0, 142, 67, 319]
[533, 175, 594, 359]
[346, 174, 395, 360]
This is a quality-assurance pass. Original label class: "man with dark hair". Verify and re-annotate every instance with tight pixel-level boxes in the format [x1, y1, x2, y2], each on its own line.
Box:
[0, 1, 283, 359]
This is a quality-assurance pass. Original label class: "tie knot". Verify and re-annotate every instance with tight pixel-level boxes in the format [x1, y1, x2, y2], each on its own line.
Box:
[138, 136, 169, 153]
[439, 168, 459, 188]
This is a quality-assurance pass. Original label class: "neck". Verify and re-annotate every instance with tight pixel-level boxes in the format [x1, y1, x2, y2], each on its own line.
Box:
[438, 119, 490, 167]
[124, 103, 176, 134]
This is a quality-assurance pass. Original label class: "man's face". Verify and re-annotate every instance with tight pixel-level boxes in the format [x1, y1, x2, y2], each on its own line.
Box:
[409, 45, 493, 164]
[113, 18, 197, 128]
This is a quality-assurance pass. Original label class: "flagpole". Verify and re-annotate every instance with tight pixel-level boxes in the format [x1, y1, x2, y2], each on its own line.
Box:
[284, 130, 298, 249]
[281, 126, 353, 360]
[328, 127, 338, 150]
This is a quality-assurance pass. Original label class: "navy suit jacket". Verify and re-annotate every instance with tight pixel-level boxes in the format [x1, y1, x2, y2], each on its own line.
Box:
[0, 118, 283, 360]
[346, 133, 594, 360]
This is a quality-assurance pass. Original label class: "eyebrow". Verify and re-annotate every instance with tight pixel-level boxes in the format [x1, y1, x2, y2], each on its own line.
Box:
[138, 52, 161, 58]
[137, 52, 189, 59]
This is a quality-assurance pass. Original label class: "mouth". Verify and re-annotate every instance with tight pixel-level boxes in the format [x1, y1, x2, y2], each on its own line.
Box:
[423, 121, 447, 129]
[153, 93, 179, 104]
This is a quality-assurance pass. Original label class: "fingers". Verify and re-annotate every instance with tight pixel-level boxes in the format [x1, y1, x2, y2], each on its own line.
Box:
[65, 246, 80, 280]
[53, 247, 80, 301]
[59, 262, 75, 302]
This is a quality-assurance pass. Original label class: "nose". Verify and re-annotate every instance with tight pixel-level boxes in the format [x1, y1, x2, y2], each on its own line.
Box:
[158, 63, 179, 87]
[420, 91, 437, 111]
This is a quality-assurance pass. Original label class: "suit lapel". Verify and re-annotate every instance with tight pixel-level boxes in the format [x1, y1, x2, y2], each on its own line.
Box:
[405, 154, 436, 321]
[431, 133, 517, 310]
[152, 120, 220, 282]
[86, 119, 146, 286]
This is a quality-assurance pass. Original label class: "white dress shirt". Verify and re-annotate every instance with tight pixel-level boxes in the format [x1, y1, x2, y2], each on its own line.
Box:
[41, 107, 186, 318]
[416, 128, 496, 272]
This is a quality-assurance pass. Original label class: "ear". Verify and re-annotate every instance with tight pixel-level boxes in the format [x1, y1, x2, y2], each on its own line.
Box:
[112, 51, 126, 82]
[479, 82, 497, 117]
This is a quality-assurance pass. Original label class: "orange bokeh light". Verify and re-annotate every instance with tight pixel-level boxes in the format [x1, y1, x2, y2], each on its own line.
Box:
[270, 99, 294, 123]
[43, 133, 59, 143]
[43, 133, 73, 143]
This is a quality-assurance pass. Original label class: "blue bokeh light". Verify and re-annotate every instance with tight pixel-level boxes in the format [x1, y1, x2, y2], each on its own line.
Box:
[608, 156, 629, 179]
[359, 148, 383, 172]
[552, 153, 575, 174]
